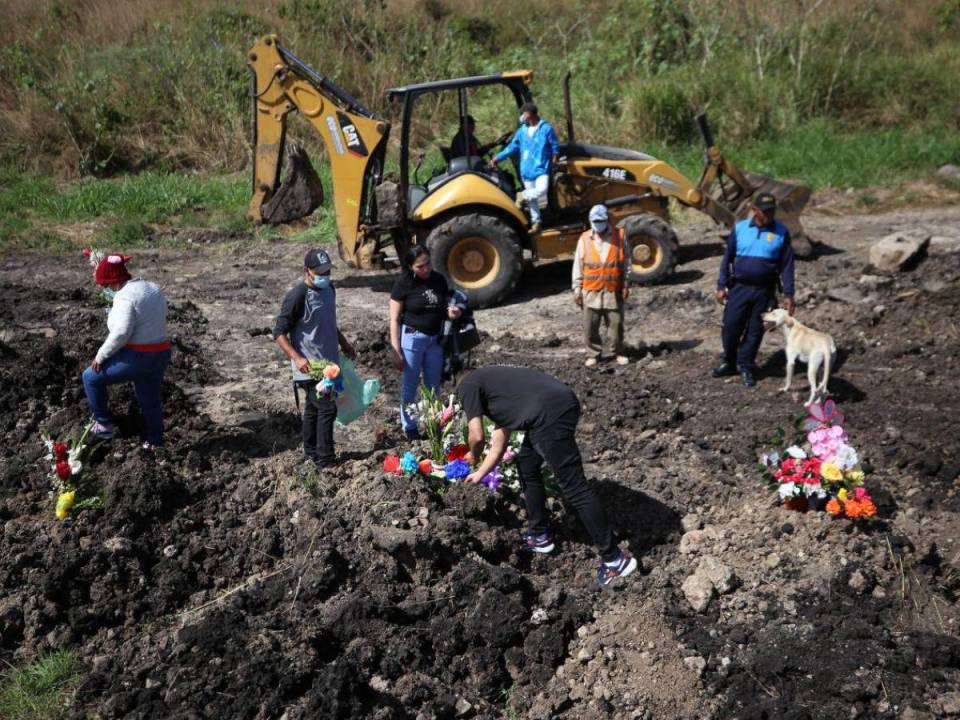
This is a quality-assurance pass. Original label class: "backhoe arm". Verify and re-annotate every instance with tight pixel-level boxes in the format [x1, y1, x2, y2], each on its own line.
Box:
[247, 35, 390, 266]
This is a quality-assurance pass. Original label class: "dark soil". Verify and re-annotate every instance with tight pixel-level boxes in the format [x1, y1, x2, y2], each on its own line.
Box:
[1, 212, 959, 718]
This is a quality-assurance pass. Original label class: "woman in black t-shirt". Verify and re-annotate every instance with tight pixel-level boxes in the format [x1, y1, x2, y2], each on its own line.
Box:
[390, 246, 462, 438]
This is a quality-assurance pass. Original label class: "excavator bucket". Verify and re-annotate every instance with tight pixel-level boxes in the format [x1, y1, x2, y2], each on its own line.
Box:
[696, 114, 814, 257]
[734, 172, 813, 258]
[260, 143, 325, 225]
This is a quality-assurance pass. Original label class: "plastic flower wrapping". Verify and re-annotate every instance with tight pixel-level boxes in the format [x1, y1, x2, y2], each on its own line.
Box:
[758, 399, 878, 519]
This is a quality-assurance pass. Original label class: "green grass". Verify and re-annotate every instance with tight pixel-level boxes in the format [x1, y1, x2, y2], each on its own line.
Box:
[2, 116, 957, 254]
[640, 119, 960, 190]
[0, 650, 82, 720]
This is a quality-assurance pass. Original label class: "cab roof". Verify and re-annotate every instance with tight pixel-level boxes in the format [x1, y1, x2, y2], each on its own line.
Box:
[386, 71, 533, 101]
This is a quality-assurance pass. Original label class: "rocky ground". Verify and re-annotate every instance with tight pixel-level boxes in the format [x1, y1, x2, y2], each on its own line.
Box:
[1, 204, 959, 719]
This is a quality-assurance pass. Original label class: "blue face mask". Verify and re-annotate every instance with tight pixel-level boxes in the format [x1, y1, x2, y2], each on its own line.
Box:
[311, 275, 332, 290]
[103, 288, 117, 301]
[591, 221, 609, 234]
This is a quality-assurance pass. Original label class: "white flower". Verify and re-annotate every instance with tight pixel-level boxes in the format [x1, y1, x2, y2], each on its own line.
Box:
[760, 451, 781, 467]
[785, 445, 807, 460]
[778, 482, 799, 499]
[834, 443, 859, 470]
[69, 460, 82, 475]
[803, 483, 826, 498]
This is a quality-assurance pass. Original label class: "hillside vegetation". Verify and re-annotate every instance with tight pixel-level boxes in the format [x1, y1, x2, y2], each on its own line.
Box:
[2, 0, 959, 176]
[1, 0, 959, 249]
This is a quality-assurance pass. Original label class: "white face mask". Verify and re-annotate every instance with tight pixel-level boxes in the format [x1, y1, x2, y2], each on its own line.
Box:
[591, 221, 609, 234]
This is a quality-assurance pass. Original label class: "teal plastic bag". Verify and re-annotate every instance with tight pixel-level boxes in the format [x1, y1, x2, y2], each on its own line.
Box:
[335, 357, 381, 426]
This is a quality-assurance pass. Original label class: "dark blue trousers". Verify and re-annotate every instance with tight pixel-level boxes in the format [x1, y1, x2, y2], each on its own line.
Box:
[721, 284, 774, 371]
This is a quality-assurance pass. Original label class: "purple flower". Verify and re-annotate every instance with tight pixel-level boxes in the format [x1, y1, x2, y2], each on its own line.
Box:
[444, 459, 470, 481]
[481, 467, 502, 492]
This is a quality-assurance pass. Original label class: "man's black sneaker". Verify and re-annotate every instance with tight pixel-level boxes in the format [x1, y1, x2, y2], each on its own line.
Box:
[741, 370, 756, 387]
[597, 551, 638, 587]
[520, 530, 555, 554]
[711, 361, 736, 378]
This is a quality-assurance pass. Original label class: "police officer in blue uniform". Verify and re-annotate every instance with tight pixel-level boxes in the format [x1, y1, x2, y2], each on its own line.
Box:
[712, 193, 796, 387]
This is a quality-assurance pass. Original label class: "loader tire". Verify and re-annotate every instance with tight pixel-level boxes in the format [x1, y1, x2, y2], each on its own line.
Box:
[426, 213, 523, 309]
[621, 214, 678, 285]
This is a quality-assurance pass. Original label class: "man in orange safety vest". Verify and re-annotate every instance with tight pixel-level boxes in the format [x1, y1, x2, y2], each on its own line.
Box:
[572, 204, 630, 367]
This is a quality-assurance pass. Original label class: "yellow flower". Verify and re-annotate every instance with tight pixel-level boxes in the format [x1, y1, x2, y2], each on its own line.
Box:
[821, 463, 843, 482]
[837, 488, 848, 501]
[846, 470, 864, 484]
[55, 491, 75, 520]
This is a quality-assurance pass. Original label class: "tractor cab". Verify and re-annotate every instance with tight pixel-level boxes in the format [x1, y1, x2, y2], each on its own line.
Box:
[386, 72, 534, 227]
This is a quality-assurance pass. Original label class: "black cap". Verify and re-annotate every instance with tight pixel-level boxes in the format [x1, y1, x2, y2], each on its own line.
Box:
[304, 248, 332, 272]
[753, 192, 777, 212]
[520, 101, 538, 116]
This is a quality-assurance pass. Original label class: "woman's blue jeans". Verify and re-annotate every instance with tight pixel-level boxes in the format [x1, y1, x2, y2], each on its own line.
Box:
[400, 327, 444, 432]
[81, 348, 171, 445]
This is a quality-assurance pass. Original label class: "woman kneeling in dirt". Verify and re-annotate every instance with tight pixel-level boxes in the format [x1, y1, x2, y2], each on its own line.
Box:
[81, 253, 171, 450]
[389, 246, 462, 439]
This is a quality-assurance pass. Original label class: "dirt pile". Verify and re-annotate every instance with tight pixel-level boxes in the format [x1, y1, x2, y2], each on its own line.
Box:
[1, 211, 960, 719]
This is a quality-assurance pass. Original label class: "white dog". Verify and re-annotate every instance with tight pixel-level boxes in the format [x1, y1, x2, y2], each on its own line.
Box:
[762, 308, 837, 406]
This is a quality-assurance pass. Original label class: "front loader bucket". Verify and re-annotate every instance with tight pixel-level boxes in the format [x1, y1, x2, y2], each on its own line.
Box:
[261, 143, 324, 225]
[739, 172, 813, 258]
[696, 113, 814, 257]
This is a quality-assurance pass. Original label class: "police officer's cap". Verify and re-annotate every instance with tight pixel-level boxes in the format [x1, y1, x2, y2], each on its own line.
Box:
[753, 193, 777, 212]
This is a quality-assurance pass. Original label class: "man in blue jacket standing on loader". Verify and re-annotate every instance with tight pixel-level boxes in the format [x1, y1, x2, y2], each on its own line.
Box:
[490, 102, 560, 233]
[713, 192, 796, 388]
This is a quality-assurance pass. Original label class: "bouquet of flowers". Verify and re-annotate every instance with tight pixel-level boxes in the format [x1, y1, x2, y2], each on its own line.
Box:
[308, 360, 344, 399]
[759, 399, 877, 519]
[41, 421, 99, 519]
[406, 386, 461, 464]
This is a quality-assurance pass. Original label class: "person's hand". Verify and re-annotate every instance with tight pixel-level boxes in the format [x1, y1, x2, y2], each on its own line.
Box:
[622, 286, 630, 301]
[573, 289, 583, 307]
[488, 158, 498, 169]
[447, 305, 462, 319]
[90, 359, 102, 373]
[783, 297, 796, 316]
[715, 289, 728, 305]
[465, 471, 483, 485]
[295, 356, 311, 375]
[391, 347, 404, 371]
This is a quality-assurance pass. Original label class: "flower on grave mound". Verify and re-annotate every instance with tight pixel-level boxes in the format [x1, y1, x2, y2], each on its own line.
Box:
[383, 455, 402, 475]
[41, 421, 98, 520]
[446, 443, 469, 462]
[759, 399, 878, 520]
[444, 459, 470, 482]
[481, 467, 502, 492]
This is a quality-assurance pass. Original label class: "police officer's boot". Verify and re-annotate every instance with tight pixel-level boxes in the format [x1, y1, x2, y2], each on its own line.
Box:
[711, 360, 737, 378]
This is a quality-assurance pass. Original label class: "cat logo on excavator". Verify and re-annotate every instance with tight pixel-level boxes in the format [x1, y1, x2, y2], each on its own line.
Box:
[247, 34, 812, 308]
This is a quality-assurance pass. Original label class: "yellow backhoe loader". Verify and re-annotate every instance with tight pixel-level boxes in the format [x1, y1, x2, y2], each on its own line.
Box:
[248, 35, 811, 307]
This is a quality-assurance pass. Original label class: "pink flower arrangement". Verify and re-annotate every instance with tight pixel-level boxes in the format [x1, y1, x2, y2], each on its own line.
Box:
[759, 399, 879, 520]
[808, 425, 848, 462]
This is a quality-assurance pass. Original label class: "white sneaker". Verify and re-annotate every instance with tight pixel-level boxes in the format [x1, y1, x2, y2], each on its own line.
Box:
[584, 357, 598, 368]
[616, 355, 629, 365]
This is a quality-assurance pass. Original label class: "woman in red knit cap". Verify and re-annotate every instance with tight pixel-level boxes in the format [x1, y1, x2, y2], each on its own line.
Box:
[82, 253, 171, 450]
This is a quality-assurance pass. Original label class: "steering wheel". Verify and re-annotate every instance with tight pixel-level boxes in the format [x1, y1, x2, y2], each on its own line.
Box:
[487, 131, 513, 155]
